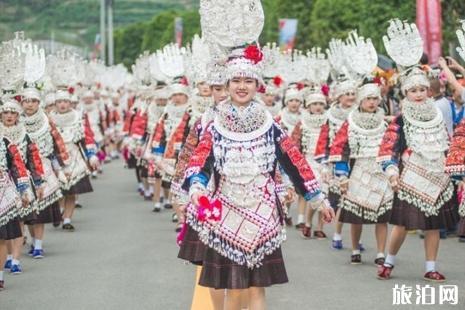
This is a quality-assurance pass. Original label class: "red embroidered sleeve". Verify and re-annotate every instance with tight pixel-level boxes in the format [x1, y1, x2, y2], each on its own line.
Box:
[122, 110, 134, 135]
[184, 125, 214, 179]
[131, 111, 148, 140]
[171, 119, 202, 194]
[114, 110, 121, 123]
[314, 122, 330, 161]
[49, 119, 70, 163]
[445, 119, 465, 176]
[100, 111, 108, 132]
[290, 121, 303, 150]
[377, 116, 401, 163]
[328, 121, 349, 162]
[8, 143, 29, 181]
[28, 142, 45, 178]
[151, 118, 165, 149]
[164, 112, 190, 159]
[84, 114, 97, 149]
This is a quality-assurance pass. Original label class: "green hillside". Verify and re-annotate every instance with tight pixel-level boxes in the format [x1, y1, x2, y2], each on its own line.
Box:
[0, 0, 197, 48]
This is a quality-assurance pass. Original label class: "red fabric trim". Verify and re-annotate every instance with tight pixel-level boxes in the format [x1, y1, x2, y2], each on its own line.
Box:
[151, 118, 165, 148]
[280, 136, 316, 181]
[378, 116, 400, 161]
[113, 110, 121, 123]
[49, 118, 70, 162]
[84, 114, 96, 148]
[131, 111, 148, 140]
[8, 144, 28, 179]
[187, 126, 214, 171]
[329, 121, 349, 160]
[28, 142, 45, 176]
[290, 121, 302, 148]
[446, 119, 465, 171]
[122, 110, 134, 135]
[314, 122, 329, 159]
[165, 112, 190, 159]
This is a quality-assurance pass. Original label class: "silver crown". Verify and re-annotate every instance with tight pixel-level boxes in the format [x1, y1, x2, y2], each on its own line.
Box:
[189, 35, 211, 84]
[23, 42, 46, 86]
[306, 47, 330, 84]
[200, 0, 264, 48]
[383, 19, 423, 68]
[0, 32, 28, 92]
[46, 49, 79, 88]
[280, 49, 307, 84]
[344, 30, 378, 77]
[132, 51, 152, 86]
[262, 42, 282, 79]
[156, 44, 188, 82]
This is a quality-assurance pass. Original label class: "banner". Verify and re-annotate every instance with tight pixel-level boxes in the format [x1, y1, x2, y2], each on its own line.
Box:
[416, 0, 442, 64]
[279, 19, 298, 51]
[175, 17, 183, 47]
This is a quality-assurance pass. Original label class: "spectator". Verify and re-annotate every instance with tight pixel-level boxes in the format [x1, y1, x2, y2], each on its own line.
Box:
[438, 57, 465, 130]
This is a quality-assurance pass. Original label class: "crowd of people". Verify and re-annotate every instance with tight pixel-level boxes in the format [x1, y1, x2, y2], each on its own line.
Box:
[1, 2, 464, 310]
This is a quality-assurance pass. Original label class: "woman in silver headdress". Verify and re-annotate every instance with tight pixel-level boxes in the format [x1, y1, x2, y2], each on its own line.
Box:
[20, 88, 69, 258]
[329, 79, 392, 265]
[182, 43, 334, 309]
[0, 111, 31, 290]
[376, 20, 459, 281]
[0, 100, 45, 274]
[50, 90, 98, 231]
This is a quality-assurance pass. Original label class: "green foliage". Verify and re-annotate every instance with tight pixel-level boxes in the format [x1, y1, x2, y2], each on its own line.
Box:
[0, 0, 197, 48]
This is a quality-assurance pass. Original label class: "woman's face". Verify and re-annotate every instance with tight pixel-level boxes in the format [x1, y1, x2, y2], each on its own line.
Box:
[1, 111, 19, 127]
[261, 93, 275, 106]
[211, 85, 228, 104]
[170, 93, 189, 105]
[155, 97, 168, 107]
[360, 96, 380, 113]
[406, 86, 428, 103]
[56, 100, 71, 113]
[228, 77, 257, 106]
[286, 99, 301, 113]
[21, 99, 40, 116]
[45, 105, 55, 114]
[339, 91, 356, 109]
[197, 82, 212, 97]
[307, 101, 326, 114]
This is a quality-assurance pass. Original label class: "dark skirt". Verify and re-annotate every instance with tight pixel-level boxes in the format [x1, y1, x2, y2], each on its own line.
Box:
[340, 208, 391, 224]
[328, 190, 341, 212]
[178, 225, 205, 266]
[63, 176, 93, 195]
[0, 219, 22, 240]
[389, 195, 459, 230]
[24, 202, 61, 225]
[140, 166, 148, 178]
[458, 217, 465, 236]
[199, 247, 288, 289]
[127, 154, 137, 169]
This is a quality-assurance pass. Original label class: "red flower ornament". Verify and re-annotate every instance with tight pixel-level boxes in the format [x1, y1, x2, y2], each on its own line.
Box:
[244, 45, 263, 64]
[321, 84, 330, 97]
[273, 75, 283, 87]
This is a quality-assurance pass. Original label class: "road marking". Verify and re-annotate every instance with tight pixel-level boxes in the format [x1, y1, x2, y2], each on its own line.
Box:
[191, 267, 213, 310]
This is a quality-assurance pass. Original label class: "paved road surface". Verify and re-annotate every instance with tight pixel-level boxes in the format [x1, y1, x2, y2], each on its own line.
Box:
[2, 161, 464, 309]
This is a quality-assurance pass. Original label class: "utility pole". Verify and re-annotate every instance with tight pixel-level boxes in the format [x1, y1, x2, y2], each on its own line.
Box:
[100, 0, 107, 64]
[107, 0, 114, 66]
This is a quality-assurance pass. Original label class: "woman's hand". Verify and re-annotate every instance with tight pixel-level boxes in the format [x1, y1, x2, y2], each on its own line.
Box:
[321, 204, 335, 224]
[389, 174, 400, 192]
[339, 177, 349, 195]
[191, 192, 202, 207]
[21, 194, 30, 208]
[36, 186, 44, 201]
